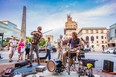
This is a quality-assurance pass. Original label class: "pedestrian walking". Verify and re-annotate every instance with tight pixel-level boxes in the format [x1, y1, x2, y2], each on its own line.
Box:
[45, 37, 52, 61]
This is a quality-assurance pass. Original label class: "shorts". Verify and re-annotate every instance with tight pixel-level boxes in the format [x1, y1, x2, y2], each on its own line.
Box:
[9, 47, 15, 55]
[18, 50, 24, 54]
[66, 52, 76, 58]
[25, 48, 30, 55]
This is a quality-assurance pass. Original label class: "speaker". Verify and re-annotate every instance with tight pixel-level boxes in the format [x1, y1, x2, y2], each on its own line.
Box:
[103, 60, 114, 72]
[15, 61, 28, 68]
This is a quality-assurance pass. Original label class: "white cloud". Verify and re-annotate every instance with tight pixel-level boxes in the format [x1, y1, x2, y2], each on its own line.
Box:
[23, 2, 116, 40]
[71, 2, 116, 27]
[73, 2, 116, 18]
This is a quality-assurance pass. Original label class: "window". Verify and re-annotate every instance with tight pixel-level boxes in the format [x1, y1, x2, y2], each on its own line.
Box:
[91, 36, 94, 42]
[102, 41, 104, 43]
[86, 36, 89, 41]
[96, 36, 98, 39]
[101, 36, 103, 39]
[97, 41, 98, 43]
[91, 45, 94, 48]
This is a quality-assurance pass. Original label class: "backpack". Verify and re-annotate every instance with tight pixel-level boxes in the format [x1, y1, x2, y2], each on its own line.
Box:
[26, 43, 30, 49]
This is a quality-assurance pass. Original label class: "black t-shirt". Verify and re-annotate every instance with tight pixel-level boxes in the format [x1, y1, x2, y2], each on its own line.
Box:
[69, 38, 80, 49]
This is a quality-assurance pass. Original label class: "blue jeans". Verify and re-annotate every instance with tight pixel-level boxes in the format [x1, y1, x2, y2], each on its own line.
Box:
[46, 49, 51, 60]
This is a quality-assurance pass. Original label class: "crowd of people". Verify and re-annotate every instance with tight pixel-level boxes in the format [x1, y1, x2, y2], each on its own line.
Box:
[8, 37, 30, 62]
[7, 26, 90, 67]
[7, 26, 42, 65]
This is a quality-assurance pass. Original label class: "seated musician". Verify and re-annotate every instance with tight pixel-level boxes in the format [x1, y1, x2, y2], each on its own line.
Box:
[63, 32, 81, 66]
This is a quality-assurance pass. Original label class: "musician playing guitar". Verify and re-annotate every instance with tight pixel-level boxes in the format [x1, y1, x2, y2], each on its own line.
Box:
[63, 32, 81, 66]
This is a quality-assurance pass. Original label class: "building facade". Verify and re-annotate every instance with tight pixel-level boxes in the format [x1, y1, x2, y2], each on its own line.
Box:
[108, 23, 116, 47]
[64, 15, 78, 38]
[0, 20, 20, 39]
[78, 27, 109, 51]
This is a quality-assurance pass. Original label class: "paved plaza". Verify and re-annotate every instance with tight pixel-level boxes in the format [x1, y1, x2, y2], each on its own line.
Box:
[0, 51, 116, 77]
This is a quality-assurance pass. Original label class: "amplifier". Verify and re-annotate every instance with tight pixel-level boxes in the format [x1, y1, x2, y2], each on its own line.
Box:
[81, 59, 96, 68]
[103, 60, 114, 72]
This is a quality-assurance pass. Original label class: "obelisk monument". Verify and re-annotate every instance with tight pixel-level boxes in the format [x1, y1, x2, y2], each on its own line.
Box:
[20, 6, 26, 40]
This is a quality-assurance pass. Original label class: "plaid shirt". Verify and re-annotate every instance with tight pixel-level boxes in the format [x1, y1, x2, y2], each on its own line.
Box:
[31, 31, 42, 45]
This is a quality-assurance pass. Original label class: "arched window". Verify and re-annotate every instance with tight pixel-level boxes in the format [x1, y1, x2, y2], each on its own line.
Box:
[91, 36, 94, 41]
[86, 36, 89, 41]
[101, 36, 103, 39]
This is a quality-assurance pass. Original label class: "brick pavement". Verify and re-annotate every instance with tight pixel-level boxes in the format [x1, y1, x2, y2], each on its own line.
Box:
[0, 62, 16, 74]
[0, 62, 116, 77]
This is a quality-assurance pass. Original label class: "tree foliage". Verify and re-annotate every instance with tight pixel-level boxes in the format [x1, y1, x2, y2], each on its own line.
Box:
[38, 38, 46, 47]
[26, 36, 32, 42]
[26, 36, 46, 47]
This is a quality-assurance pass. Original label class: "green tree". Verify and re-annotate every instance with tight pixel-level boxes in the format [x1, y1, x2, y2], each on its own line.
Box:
[26, 36, 46, 47]
[38, 38, 46, 47]
[26, 36, 32, 42]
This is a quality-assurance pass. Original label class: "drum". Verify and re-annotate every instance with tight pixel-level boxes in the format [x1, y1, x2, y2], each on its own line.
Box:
[47, 59, 64, 73]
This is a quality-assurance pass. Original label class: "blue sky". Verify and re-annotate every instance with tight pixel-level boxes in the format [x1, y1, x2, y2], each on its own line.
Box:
[0, 0, 116, 40]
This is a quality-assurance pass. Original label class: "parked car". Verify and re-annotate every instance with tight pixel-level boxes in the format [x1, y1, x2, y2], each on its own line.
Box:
[113, 48, 116, 54]
[104, 48, 115, 53]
